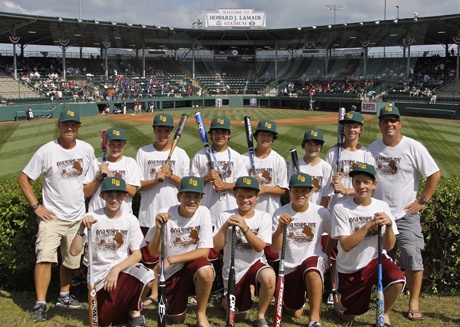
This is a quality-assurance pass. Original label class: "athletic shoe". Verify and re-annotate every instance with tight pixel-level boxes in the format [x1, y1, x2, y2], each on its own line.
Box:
[29, 303, 47, 322]
[128, 315, 146, 327]
[308, 321, 323, 327]
[327, 289, 336, 308]
[55, 294, 82, 309]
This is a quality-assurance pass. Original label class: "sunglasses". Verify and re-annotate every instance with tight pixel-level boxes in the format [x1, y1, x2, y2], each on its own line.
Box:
[380, 117, 400, 124]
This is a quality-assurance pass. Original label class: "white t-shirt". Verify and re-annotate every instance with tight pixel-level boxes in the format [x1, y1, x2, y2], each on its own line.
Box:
[191, 146, 248, 226]
[142, 205, 213, 280]
[369, 136, 440, 219]
[84, 156, 141, 214]
[272, 203, 331, 275]
[287, 158, 333, 205]
[215, 209, 272, 287]
[331, 197, 398, 274]
[242, 149, 288, 214]
[136, 144, 190, 227]
[82, 208, 144, 292]
[324, 146, 375, 211]
[22, 139, 95, 221]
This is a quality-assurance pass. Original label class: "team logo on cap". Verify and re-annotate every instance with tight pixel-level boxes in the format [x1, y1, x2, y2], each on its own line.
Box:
[310, 130, 318, 137]
[67, 110, 75, 117]
[384, 106, 393, 112]
[112, 129, 121, 136]
[297, 175, 306, 182]
[358, 163, 367, 169]
[242, 177, 253, 185]
[111, 178, 121, 186]
[264, 121, 272, 129]
[159, 115, 167, 122]
[189, 178, 198, 186]
[217, 118, 225, 125]
[346, 113, 354, 118]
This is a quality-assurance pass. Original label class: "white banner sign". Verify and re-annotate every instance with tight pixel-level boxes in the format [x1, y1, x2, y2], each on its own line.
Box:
[205, 8, 266, 28]
[361, 101, 377, 113]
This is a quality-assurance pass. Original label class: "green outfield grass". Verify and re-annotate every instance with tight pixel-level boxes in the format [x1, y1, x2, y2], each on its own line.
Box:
[1, 108, 458, 179]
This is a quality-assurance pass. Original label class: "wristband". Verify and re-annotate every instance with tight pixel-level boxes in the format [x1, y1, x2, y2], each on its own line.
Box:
[243, 226, 250, 235]
[76, 231, 85, 237]
[167, 256, 173, 265]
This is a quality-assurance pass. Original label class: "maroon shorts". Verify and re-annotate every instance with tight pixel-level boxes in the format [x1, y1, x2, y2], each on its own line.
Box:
[140, 226, 159, 265]
[165, 257, 214, 316]
[321, 234, 337, 260]
[97, 265, 154, 326]
[337, 255, 405, 316]
[284, 256, 325, 310]
[232, 259, 273, 313]
[264, 245, 279, 262]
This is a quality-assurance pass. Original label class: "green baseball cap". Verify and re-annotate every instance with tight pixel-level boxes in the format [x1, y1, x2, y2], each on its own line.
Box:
[379, 105, 400, 118]
[179, 176, 205, 194]
[303, 128, 324, 143]
[233, 176, 260, 191]
[289, 172, 313, 188]
[340, 111, 364, 125]
[255, 119, 277, 136]
[349, 162, 377, 180]
[101, 177, 127, 193]
[106, 127, 127, 141]
[58, 109, 81, 123]
[152, 113, 174, 127]
[208, 116, 231, 132]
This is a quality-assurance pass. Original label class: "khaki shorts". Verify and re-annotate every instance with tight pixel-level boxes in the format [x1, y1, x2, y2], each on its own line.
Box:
[35, 218, 83, 269]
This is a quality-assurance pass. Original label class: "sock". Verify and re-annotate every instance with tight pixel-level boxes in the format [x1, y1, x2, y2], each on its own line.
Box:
[60, 291, 70, 298]
[36, 301, 46, 305]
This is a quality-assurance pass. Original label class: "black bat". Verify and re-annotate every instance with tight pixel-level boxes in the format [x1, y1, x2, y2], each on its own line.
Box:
[273, 224, 287, 327]
[227, 226, 236, 327]
[244, 115, 256, 176]
[376, 225, 384, 327]
[195, 112, 222, 192]
[290, 148, 300, 173]
[158, 223, 167, 327]
[159, 113, 188, 182]
[100, 129, 107, 178]
[334, 107, 347, 193]
[87, 228, 98, 327]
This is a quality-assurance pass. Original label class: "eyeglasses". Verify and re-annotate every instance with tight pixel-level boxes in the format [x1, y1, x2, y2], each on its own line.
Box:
[380, 117, 400, 124]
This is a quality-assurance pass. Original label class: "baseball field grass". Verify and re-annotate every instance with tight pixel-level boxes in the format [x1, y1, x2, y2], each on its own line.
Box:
[0, 108, 459, 178]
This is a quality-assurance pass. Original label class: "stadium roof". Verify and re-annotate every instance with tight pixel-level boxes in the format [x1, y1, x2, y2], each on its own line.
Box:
[1, 11, 460, 51]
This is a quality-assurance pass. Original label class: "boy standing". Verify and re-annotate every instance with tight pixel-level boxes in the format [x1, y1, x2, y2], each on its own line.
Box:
[271, 172, 331, 327]
[84, 127, 140, 213]
[288, 129, 332, 208]
[213, 176, 276, 327]
[331, 163, 405, 326]
[18, 109, 95, 322]
[144, 176, 214, 327]
[70, 177, 154, 327]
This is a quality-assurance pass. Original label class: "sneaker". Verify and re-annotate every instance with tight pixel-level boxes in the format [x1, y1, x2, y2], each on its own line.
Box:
[56, 294, 82, 309]
[128, 315, 146, 327]
[327, 289, 336, 308]
[29, 303, 47, 322]
[308, 322, 323, 327]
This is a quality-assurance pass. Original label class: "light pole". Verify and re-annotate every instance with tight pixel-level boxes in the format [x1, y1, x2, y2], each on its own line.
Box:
[326, 4, 345, 25]
[396, 5, 400, 20]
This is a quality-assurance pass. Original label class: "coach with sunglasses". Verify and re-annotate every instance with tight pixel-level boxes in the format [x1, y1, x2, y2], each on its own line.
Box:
[369, 105, 441, 322]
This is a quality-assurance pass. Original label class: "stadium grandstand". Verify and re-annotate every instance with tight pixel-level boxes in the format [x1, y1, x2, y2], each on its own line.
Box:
[0, 11, 459, 120]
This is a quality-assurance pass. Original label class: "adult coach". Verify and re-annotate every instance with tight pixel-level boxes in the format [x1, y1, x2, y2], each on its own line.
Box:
[369, 105, 441, 321]
[18, 109, 95, 322]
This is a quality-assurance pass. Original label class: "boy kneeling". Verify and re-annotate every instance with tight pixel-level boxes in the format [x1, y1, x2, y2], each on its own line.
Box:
[70, 177, 154, 327]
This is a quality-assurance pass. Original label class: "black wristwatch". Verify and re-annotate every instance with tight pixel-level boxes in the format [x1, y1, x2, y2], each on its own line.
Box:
[31, 203, 40, 210]
[418, 198, 427, 205]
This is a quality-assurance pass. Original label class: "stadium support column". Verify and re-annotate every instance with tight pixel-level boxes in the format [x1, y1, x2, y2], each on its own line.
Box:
[360, 41, 370, 79]
[403, 36, 414, 78]
[457, 44, 459, 80]
[8, 35, 20, 79]
[192, 40, 196, 79]
[142, 46, 146, 79]
[275, 41, 278, 80]
[103, 41, 111, 79]
[325, 47, 329, 77]
[59, 38, 70, 82]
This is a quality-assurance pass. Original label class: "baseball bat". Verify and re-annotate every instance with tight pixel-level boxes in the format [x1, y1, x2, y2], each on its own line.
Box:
[194, 112, 222, 192]
[376, 225, 384, 327]
[227, 226, 236, 327]
[273, 224, 288, 327]
[100, 129, 107, 178]
[290, 149, 300, 174]
[334, 107, 347, 194]
[158, 223, 167, 327]
[243, 115, 256, 176]
[87, 228, 98, 327]
[159, 113, 188, 182]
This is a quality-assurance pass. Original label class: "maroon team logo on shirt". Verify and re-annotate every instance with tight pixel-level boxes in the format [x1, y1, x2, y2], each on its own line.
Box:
[57, 159, 84, 179]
